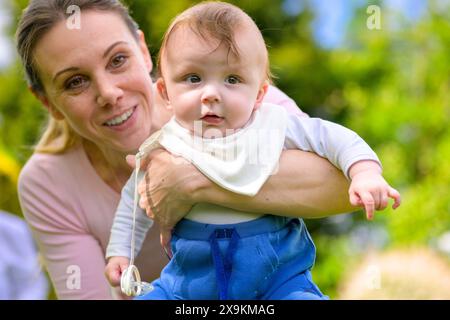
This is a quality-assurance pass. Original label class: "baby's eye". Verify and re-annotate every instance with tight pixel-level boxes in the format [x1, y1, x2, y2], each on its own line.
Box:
[225, 75, 241, 85]
[185, 74, 201, 83]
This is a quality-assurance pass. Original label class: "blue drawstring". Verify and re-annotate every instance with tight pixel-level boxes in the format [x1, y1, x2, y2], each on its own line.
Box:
[209, 228, 240, 300]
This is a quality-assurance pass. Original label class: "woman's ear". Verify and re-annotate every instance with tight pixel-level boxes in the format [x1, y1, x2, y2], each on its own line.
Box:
[30, 87, 65, 120]
[156, 78, 171, 110]
[254, 81, 269, 110]
[137, 30, 153, 73]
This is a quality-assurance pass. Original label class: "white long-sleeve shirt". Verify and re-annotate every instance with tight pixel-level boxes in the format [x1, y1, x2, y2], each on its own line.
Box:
[106, 103, 380, 259]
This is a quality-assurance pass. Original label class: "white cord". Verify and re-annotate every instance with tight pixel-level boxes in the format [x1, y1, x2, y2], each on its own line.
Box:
[120, 131, 162, 297]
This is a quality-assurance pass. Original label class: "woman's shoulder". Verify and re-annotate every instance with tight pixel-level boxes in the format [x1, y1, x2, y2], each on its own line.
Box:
[17, 146, 91, 214]
[265, 85, 308, 117]
[19, 147, 86, 185]
[17, 147, 94, 231]
[18, 145, 117, 230]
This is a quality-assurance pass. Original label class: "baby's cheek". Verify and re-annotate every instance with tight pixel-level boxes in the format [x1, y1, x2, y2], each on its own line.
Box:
[175, 106, 196, 124]
[233, 106, 255, 127]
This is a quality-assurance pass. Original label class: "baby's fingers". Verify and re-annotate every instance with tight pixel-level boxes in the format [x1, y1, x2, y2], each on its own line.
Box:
[349, 191, 363, 207]
[378, 192, 389, 210]
[360, 191, 375, 220]
[388, 187, 402, 209]
[105, 263, 122, 287]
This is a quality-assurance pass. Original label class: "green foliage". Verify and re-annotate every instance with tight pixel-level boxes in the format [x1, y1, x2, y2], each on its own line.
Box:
[311, 235, 357, 299]
[0, 62, 47, 214]
[1, 0, 449, 298]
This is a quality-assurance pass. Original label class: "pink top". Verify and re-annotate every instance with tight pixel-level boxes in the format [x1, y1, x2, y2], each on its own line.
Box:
[18, 85, 304, 300]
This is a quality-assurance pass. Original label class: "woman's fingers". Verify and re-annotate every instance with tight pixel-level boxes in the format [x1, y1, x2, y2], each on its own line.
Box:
[160, 229, 173, 259]
[125, 154, 136, 169]
[137, 173, 156, 219]
[138, 192, 147, 209]
[137, 150, 197, 228]
[126, 153, 152, 170]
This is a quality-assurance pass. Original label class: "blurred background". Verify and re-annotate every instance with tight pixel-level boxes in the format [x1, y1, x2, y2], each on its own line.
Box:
[0, 0, 449, 299]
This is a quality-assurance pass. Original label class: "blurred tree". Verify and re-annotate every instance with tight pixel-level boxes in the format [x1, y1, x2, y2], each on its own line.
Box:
[1, 0, 449, 298]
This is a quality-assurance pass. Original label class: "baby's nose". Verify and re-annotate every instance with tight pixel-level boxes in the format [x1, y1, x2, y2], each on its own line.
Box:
[201, 84, 221, 104]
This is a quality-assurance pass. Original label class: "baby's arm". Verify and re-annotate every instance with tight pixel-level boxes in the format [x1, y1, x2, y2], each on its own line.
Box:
[285, 115, 400, 219]
[105, 171, 153, 286]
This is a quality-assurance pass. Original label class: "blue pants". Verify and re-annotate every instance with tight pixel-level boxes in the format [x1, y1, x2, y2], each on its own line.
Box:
[136, 215, 327, 300]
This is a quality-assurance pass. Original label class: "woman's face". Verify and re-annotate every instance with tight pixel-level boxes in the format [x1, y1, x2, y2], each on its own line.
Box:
[33, 10, 156, 154]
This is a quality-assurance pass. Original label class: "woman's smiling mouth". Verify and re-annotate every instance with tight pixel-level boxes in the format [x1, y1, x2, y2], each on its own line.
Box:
[104, 106, 136, 127]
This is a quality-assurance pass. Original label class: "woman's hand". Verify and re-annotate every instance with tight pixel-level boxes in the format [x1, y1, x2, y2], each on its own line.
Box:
[131, 149, 356, 225]
[134, 149, 208, 249]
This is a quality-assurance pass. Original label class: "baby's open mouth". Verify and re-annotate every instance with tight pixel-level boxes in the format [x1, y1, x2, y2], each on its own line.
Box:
[201, 114, 224, 124]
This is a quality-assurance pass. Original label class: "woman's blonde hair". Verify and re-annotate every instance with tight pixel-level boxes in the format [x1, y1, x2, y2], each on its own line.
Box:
[15, 0, 139, 154]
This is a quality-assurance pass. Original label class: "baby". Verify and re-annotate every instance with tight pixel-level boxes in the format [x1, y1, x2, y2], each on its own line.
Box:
[105, 1, 400, 300]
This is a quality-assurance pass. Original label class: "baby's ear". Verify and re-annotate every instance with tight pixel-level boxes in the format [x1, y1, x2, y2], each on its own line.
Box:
[254, 81, 269, 110]
[156, 78, 171, 109]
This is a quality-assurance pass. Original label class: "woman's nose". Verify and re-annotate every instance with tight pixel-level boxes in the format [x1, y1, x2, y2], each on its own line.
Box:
[95, 76, 124, 107]
[201, 84, 221, 104]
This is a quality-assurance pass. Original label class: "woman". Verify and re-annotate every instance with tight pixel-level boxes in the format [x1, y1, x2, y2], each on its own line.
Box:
[16, 0, 353, 299]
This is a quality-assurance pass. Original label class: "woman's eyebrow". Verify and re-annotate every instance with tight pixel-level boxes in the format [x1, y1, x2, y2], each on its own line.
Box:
[53, 67, 79, 83]
[103, 41, 128, 58]
[52, 41, 128, 83]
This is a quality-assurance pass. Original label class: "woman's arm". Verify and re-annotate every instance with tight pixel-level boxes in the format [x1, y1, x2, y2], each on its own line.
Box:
[196, 149, 354, 218]
[138, 149, 354, 231]
[264, 85, 307, 117]
[137, 86, 356, 229]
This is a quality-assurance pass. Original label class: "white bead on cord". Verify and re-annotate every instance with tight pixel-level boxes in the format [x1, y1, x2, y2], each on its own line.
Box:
[120, 131, 162, 297]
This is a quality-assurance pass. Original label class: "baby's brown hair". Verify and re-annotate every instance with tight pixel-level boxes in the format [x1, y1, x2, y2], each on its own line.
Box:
[157, 1, 271, 81]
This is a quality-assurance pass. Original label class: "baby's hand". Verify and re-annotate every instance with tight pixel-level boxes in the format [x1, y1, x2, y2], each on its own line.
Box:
[104, 256, 130, 287]
[349, 170, 401, 220]
[348, 161, 401, 220]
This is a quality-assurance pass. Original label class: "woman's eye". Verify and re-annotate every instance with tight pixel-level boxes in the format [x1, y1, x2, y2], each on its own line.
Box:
[185, 74, 201, 83]
[225, 75, 241, 84]
[65, 76, 86, 90]
[110, 54, 127, 68]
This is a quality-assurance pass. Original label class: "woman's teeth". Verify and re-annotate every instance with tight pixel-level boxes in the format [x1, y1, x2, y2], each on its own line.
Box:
[104, 108, 134, 126]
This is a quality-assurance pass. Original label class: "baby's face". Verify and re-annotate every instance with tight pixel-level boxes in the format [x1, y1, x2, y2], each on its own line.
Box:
[159, 25, 267, 138]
